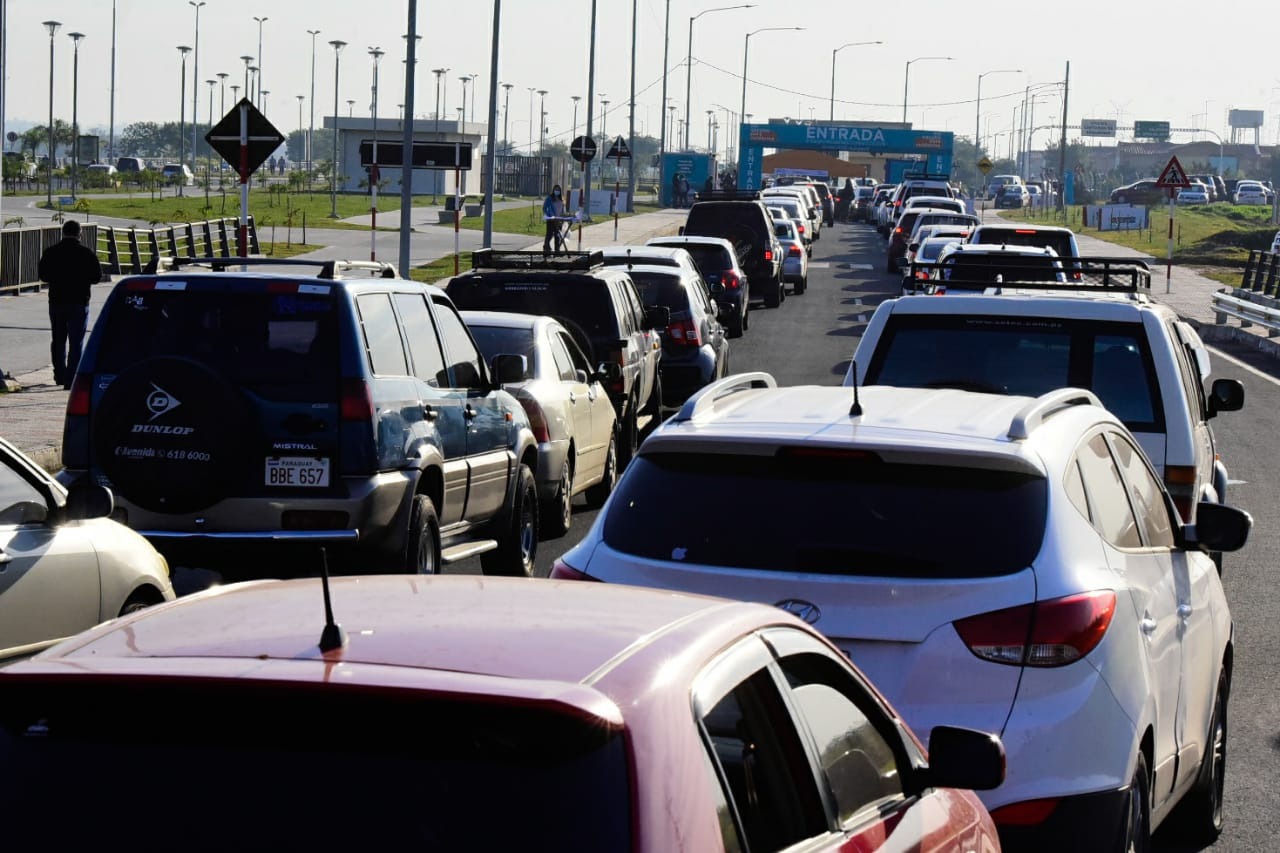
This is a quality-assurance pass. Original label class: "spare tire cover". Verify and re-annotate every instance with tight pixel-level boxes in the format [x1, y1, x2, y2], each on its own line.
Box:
[92, 357, 255, 514]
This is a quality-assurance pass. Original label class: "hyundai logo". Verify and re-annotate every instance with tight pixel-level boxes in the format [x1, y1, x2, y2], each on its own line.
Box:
[775, 598, 821, 625]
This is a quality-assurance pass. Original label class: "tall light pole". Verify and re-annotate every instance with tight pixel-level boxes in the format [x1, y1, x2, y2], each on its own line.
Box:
[307, 29, 321, 170]
[296, 94, 305, 163]
[347, 99, 355, 117]
[240, 55, 253, 98]
[230, 84, 240, 103]
[253, 15, 268, 108]
[976, 68, 1020, 152]
[571, 95, 581, 141]
[109, 1, 118, 162]
[205, 79, 215, 166]
[706, 109, 714, 155]
[260, 90, 270, 116]
[42, 20, 60, 209]
[328, 39, 347, 218]
[741, 27, 803, 141]
[902, 55, 953, 125]
[685, 4, 753, 151]
[177, 45, 191, 195]
[659, 0, 672, 164]
[482, 0, 501, 247]
[216, 72, 228, 118]
[68, 32, 84, 201]
[830, 40, 881, 121]
[400, 0, 420, 270]
[537, 89, 548, 157]
[502, 82, 514, 154]
[189, 1, 204, 173]
[600, 96, 610, 190]
[467, 73, 479, 125]
[368, 45, 385, 262]
[526, 86, 537, 154]
[459, 74, 472, 128]
[432, 67, 449, 129]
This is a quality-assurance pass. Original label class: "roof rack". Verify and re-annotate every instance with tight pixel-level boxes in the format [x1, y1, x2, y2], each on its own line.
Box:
[148, 256, 399, 280]
[1008, 388, 1102, 440]
[470, 249, 604, 271]
[901, 172, 953, 182]
[671, 372, 776, 423]
[692, 190, 761, 202]
[907, 256, 1151, 295]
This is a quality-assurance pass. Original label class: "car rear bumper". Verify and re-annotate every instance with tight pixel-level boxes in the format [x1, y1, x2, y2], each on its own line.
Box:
[993, 786, 1129, 852]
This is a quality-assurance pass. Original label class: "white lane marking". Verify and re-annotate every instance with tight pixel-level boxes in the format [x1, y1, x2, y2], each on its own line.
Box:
[847, 263, 873, 270]
[1227, 479, 1249, 486]
[809, 262, 832, 269]
[1206, 344, 1280, 389]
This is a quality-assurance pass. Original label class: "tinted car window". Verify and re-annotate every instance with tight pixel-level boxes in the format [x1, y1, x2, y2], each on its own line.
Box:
[1076, 434, 1142, 548]
[604, 451, 1046, 577]
[431, 298, 484, 389]
[393, 293, 447, 385]
[1109, 433, 1175, 547]
[550, 333, 576, 381]
[629, 271, 691, 314]
[357, 293, 410, 377]
[468, 325, 535, 380]
[0, 461, 45, 525]
[660, 244, 732, 276]
[970, 227, 1077, 259]
[446, 278, 618, 356]
[1091, 336, 1155, 424]
[95, 288, 339, 402]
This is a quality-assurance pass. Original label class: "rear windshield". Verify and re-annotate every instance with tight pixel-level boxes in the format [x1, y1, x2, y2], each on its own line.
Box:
[447, 278, 619, 344]
[604, 451, 1046, 578]
[95, 286, 338, 402]
[865, 315, 1163, 431]
[971, 228, 1077, 259]
[603, 252, 678, 269]
[467, 325, 536, 371]
[685, 203, 766, 236]
[628, 271, 690, 313]
[941, 252, 1062, 283]
[0, 680, 631, 850]
[654, 243, 731, 276]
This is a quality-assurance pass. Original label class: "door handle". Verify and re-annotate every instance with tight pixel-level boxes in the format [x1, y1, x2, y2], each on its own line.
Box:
[568, 392, 577, 404]
[464, 405, 477, 420]
[422, 403, 438, 421]
[1177, 603, 1193, 619]
[1139, 618, 1157, 635]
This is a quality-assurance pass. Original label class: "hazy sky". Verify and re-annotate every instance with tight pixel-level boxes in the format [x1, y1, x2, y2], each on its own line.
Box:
[3, 0, 1278, 155]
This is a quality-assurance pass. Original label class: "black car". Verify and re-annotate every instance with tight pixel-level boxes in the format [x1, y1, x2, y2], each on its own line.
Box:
[645, 236, 751, 338]
[445, 250, 666, 468]
[1110, 180, 1165, 206]
[625, 263, 728, 408]
[60, 257, 542, 578]
[681, 192, 785, 308]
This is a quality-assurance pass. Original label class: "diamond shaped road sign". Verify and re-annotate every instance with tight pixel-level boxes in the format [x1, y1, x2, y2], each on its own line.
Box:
[977, 155, 993, 175]
[1155, 155, 1192, 189]
[205, 98, 286, 175]
[606, 135, 631, 159]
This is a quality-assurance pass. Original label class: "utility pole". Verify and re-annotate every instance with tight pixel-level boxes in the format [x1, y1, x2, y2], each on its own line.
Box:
[189, 2, 205, 173]
[398, 0, 417, 276]
[482, 0, 502, 248]
[1058, 61, 1070, 212]
[109, 1, 117, 162]
[627, 0, 637, 212]
[307, 29, 321, 170]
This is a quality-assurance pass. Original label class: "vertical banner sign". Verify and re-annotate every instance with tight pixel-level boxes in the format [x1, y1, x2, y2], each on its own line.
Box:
[1154, 156, 1191, 293]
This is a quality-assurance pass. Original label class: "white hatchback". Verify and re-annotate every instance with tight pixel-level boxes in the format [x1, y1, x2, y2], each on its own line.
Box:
[553, 375, 1249, 852]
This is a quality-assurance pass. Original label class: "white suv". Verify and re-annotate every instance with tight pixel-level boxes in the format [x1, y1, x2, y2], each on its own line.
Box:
[552, 374, 1251, 851]
[845, 274, 1245, 529]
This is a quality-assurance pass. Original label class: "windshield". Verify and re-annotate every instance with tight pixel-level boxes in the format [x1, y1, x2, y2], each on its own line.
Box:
[652, 243, 732, 276]
[970, 228, 1077, 259]
[0, 679, 632, 850]
[604, 451, 1046, 578]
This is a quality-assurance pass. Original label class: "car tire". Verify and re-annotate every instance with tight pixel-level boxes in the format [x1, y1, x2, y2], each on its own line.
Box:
[541, 459, 573, 539]
[1166, 671, 1228, 844]
[617, 398, 640, 470]
[584, 432, 618, 509]
[481, 464, 538, 577]
[764, 279, 782, 308]
[727, 313, 744, 338]
[795, 276, 807, 295]
[742, 304, 750, 331]
[643, 373, 663, 424]
[403, 493, 441, 574]
[117, 589, 161, 618]
[885, 255, 897, 274]
[1115, 751, 1152, 853]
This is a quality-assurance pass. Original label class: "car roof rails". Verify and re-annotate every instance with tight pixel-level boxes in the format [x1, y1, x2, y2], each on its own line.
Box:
[909, 256, 1152, 296]
[1008, 388, 1102, 440]
[671, 372, 776, 423]
[147, 256, 400, 280]
[901, 172, 953, 182]
[692, 190, 762, 202]
[470, 249, 605, 271]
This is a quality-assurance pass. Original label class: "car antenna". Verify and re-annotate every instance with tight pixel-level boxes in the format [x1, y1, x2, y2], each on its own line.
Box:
[317, 548, 347, 653]
[849, 360, 863, 418]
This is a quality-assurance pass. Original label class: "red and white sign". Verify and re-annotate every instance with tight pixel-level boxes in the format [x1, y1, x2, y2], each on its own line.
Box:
[1155, 155, 1192, 189]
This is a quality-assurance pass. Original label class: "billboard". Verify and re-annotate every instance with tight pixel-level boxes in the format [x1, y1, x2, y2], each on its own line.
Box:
[1228, 109, 1264, 129]
[1133, 121, 1170, 141]
[1080, 119, 1117, 138]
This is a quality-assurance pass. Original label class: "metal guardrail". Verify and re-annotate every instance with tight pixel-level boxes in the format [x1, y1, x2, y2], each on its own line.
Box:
[1212, 251, 1280, 336]
[0, 224, 99, 294]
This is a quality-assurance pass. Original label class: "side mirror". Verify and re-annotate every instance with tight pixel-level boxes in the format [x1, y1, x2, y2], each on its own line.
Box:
[65, 479, 114, 522]
[1187, 502, 1252, 553]
[644, 305, 671, 330]
[595, 361, 624, 384]
[908, 242, 919, 253]
[574, 368, 590, 385]
[490, 353, 528, 385]
[916, 726, 1005, 793]
[1207, 378, 1244, 417]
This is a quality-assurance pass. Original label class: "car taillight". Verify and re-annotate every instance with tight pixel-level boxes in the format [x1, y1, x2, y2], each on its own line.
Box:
[797, 223, 805, 234]
[66, 373, 92, 417]
[894, 226, 903, 234]
[764, 249, 773, 261]
[516, 394, 550, 442]
[551, 558, 599, 581]
[667, 317, 703, 347]
[340, 379, 374, 421]
[788, 244, 802, 257]
[991, 798, 1060, 827]
[1164, 465, 1197, 521]
[607, 350, 626, 394]
[721, 270, 741, 290]
[953, 590, 1117, 667]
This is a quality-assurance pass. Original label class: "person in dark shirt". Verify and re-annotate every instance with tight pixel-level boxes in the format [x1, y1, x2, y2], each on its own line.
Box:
[37, 219, 101, 389]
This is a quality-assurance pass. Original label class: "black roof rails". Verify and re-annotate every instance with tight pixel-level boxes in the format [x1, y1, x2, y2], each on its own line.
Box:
[146, 256, 340, 279]
[470, 249, 605, 271]
[692, 190, 761, 202]
[901, 172, 953, 182]
[907, 256, 1152, 294]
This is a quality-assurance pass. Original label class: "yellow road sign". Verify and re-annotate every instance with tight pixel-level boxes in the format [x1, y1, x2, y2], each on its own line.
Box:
[977, 156, 994, 175]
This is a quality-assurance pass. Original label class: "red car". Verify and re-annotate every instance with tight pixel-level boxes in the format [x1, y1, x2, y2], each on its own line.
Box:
[0, 576, 1003, 851]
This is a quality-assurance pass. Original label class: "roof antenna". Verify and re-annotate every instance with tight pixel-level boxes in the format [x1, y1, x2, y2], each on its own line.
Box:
[848, 360, 863, 418]
[317, 547, 347, 653]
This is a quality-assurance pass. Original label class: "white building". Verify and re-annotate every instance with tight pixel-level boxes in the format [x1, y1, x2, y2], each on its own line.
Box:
[323, 116, 485, 196]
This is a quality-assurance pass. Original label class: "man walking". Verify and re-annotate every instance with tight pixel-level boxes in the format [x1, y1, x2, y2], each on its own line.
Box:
[38, 220, 101, 389]
[542, 184, 566, 256]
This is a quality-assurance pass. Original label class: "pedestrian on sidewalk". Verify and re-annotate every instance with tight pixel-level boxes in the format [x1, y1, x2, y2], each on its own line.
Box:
[542, 184, 566, 255]
[37, 219, 101, 389]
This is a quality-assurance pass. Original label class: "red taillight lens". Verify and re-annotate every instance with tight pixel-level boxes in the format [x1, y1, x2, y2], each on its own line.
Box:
[340, 379, 374, 421]
[66, 373, 92, 417]
[764, 249, 773, 261]
[797, 223, 806, 234]
[991, 798, 1060, 827]
[788, 245, 802, 257]
[550, 558, 598, 581]
[1165, 466, 1197, 522]
[953, 590, 1117, 667]
[516, 394, 550, 442]
[721, 270, 741, 290]
[667, 318, 703, 347]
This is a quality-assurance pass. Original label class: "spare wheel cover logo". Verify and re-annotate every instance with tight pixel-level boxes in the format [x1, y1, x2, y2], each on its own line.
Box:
[146, 383, 182, 421]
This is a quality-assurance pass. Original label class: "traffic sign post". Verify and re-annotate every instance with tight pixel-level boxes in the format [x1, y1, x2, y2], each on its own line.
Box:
[206, 98, 285, 259]
[1155, 156, 1192, 294]
[606, 136, 631, 241]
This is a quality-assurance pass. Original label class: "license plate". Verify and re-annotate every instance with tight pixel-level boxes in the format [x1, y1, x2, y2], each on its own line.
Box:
[265, 457, 330, 487]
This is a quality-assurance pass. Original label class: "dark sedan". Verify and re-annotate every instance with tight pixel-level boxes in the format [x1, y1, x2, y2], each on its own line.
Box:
[1110, 180, 1167, 206]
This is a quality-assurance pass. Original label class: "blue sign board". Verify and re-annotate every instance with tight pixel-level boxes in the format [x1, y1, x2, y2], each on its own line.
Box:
[661, 152, 713, 207]
[738, 123, 954, 191]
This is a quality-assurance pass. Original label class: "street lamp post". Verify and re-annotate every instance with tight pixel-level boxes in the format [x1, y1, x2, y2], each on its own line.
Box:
[706, 109, 714, 157]
[68, 32, 84, 201]
[741, 27, 803, 145]
[976, 68, 1021, 153]
[189, 2, 204, 174]
[537, 89, 548, 157]
[230, 84, 240, 102]
[368, 45, 385, 262]
[830, 40, 881, 121]
[347, 99, 355, 117]
[42, 20, 60, 209]
[502, 83, 514, 154]
[459, 75, 471, 129]
[253, 15, 268, 108]
[240, 55, 253, 96]
[205, 79, 215, 166]
[249, 67, 259, 105]
[216, 72, 228, 117]
[178, 46, 191, 195]
[296, 94, 305, 164]
[902, 55, 953, 125]
[685, 4, 753, 151]
[328, 39, 347, 218]
[307, 29, 321, 170]
[432, 68, 449, 129]
[527, 86, 537, 155]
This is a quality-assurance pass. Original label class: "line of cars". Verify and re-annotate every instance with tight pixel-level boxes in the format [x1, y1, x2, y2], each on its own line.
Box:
[1111, 174, 1276, 207]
